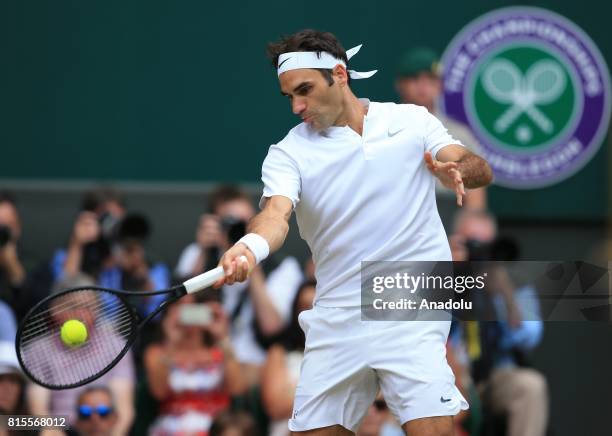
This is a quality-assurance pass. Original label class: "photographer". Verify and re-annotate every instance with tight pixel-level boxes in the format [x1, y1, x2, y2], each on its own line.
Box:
[0, 191, 26, 318]
[23, 189, 123, 320]
[47, 187, 125, 286]
[110, 213, 170, 317]
[176, 185, 303, 386]
[450, 209, 548, 436]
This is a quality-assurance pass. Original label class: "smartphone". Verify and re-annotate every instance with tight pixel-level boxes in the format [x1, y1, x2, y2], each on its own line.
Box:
[179, 304, 213, 326]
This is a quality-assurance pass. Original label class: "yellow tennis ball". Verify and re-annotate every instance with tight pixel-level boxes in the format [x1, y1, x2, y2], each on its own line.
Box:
[60, 319, 88, 347]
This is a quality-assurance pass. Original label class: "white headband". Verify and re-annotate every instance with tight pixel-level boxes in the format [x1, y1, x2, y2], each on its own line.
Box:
[277, 44, 377, 79]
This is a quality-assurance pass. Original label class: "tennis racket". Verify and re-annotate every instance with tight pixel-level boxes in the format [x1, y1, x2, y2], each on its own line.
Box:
[15, 266, 226, 390]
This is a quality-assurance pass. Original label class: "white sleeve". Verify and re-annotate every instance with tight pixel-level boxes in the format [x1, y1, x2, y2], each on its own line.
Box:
[259, 144, 301, 209]
[423, 109, 463, 158]
[175, 243, 201, 278]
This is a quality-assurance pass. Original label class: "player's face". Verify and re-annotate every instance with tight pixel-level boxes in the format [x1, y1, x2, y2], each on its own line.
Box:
[396, 72, 441, 109]
[279, 68, 344, 131]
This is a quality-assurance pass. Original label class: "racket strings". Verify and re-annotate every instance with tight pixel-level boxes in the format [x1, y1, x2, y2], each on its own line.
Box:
[22, 307, 132, 385]
[20, 290, 128, 331]
[20, 302, 129, 342]
[18, 289, 135, 388]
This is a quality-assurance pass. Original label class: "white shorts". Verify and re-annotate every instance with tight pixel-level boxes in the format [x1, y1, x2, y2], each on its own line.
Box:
[288, 305, 469, 433]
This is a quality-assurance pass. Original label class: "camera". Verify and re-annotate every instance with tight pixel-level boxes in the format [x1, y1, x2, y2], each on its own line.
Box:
[220, 215, 247, 245]
[179, 304, 213, 326]
[202, 215, 247, 271]
[465, 239, 493, 261]
[0, 225, 12, 248]
[99, 212, 121, 240]
[465, 237, 519, 261]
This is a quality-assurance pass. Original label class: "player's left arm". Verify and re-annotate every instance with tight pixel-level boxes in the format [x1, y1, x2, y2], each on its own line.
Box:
[436, 144, 493, 188]
[424, 145, 493, 206]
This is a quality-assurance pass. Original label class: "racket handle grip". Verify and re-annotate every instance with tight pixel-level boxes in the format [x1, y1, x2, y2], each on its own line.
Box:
[183, 266, 225, 294]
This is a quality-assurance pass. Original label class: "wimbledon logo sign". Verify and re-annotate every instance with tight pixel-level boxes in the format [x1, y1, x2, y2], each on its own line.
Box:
[441, 7, 611, 188]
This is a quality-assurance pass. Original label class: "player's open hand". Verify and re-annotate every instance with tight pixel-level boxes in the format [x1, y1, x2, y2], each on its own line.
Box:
[424, 151, 466, 206]
[214, 244, 256, 287]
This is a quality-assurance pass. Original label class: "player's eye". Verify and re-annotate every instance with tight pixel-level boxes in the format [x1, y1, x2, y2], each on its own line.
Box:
[297, 86, 312, 96]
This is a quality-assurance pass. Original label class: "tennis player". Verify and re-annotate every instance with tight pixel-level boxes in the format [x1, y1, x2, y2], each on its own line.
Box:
[216, 29, 493, 436]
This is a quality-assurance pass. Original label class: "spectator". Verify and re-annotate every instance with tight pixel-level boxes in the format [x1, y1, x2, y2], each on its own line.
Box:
[109, 213, 170, 318]
[395, 48, 487, 210]
[450, 209, 548, 436]
[27, 274, 135, 436]
[47, 208, 169, 318]
[0, 341, 29, 415]
[22, 187, 124, 309]
[176, 185, 303, 386]
[261, 281, 315, 436]
[0, 191, 27, 319]
[0, 300, 17, 342]
[80, 187, 126, 228]
[58, 187, 126, 281]
[0, 341, 36, 436]
[209, 411, 259, 436]
[72, 386, 118, 436]
[144, 293, 246, 436]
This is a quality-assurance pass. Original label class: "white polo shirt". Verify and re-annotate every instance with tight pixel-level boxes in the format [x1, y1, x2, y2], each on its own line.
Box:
[261, 100, 462, 308]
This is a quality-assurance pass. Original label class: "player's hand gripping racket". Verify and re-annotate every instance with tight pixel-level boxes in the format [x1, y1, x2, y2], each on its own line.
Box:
[15, 266, 226, 389]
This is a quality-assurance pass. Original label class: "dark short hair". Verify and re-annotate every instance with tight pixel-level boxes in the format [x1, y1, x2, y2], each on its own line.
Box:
[0, 190, 17, 206]
[81, 186, 125, 213]
[76, 385, 115, 409]
[116, 213, 151, 243]
[267, 29, 350, 86]
[208, 185, 252, 214]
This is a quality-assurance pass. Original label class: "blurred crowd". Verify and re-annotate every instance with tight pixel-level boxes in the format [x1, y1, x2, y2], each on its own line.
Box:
[0, 47, 548, 436]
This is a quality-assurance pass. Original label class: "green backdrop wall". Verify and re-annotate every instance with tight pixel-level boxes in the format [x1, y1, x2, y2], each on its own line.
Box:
[1, 0, 610, 219]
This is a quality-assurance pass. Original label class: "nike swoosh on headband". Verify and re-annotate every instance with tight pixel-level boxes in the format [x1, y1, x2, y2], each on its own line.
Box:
[278, 57, 292, 68]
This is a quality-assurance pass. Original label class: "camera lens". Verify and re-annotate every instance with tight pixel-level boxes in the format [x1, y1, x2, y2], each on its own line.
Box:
[220, 216, 247, 244]
[0, 225, 12, 248]
[465, 239, 492, 261]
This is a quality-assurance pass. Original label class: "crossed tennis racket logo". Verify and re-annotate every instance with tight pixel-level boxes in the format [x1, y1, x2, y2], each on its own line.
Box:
[481, 58, 567, 135]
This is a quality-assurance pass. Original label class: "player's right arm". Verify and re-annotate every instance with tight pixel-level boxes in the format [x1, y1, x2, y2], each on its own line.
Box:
[216, 195, 293, 286]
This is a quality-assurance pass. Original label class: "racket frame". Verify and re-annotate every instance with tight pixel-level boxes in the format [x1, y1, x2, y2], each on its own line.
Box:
[15, 284, 188, 390]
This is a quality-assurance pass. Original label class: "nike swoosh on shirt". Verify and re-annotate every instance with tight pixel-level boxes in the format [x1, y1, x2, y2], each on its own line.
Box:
[388, 122, 406, 136]
[440, 396, 452, 403]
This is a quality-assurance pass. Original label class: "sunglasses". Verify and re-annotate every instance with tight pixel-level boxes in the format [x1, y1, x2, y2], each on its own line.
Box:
[78, 404, 113, 420]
